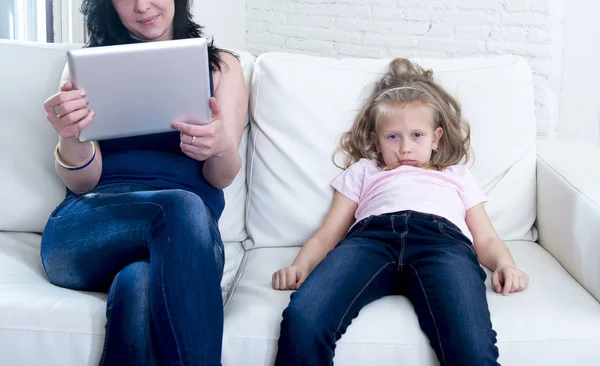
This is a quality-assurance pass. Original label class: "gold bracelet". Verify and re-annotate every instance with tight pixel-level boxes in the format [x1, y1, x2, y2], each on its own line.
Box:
[54, 141, 96, 171]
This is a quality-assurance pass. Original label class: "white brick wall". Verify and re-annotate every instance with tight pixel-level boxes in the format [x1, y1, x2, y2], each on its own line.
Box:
[246, 0, 564, 139]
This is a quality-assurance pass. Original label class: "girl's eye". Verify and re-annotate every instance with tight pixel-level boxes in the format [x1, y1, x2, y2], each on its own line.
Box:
[388, 134, 398, 140]
[413, 133, 423, 138]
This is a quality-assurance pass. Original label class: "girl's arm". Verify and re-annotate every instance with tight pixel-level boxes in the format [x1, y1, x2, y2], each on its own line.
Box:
[272, 191, 358, 290]
[466, 203, 529, 295]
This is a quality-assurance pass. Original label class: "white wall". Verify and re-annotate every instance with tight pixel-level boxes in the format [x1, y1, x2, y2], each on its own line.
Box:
[560, 0, 600, 145]
[246, 0, 564, 139]
[193, 0, 246, 50]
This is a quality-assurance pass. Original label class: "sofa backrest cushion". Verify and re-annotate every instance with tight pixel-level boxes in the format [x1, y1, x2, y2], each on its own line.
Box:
[246, 52, 537, 248]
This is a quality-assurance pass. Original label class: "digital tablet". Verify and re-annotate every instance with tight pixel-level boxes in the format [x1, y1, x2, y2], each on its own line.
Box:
[67, 38, 212, 142]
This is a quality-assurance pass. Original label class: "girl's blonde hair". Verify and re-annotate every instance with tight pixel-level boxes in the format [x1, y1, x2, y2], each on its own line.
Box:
[336, 58, 471, 171]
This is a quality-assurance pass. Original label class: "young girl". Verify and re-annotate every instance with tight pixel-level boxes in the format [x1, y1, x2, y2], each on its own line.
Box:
[272, 58, 529, 366]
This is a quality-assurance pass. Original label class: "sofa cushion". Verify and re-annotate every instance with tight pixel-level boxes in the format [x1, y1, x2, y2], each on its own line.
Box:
[246, 53, 537, 248]
[0, 41, 77, 234]
[0, 40, 253, 243]
[223, 242, 600, 365]
[0, 231, 245, 366]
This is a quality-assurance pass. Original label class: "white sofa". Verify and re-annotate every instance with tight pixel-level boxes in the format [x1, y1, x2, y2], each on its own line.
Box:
[1, 39, 600, 366]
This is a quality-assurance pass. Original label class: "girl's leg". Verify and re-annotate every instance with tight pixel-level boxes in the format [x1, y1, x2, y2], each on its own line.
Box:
[275, 221, 400, 366]
[41, 184, 225, 366]
[399, 213, 500, 366]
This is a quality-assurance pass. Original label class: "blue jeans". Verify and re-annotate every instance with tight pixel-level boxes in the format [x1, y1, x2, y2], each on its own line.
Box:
[276, 210, 499, 366]
[40, 183, 225, 366]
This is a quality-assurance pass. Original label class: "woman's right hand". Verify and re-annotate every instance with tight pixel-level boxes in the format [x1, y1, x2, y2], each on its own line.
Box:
[272, 264, 309, 291]
[43, 81, 94, 139]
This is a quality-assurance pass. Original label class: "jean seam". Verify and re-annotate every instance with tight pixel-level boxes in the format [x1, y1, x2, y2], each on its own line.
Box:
[353, 216, 372, 234]
[99, 270, 122, 366]
[399, 214, 409, 265]
[391, 215, 396, 233]
[154, 206, 184, 366]
[144, 203, 166, 248]
[409, 264, 447, 366]
[331, 261, 395, 356]
[160, 240, 184, 366]
[50, 201, 161, 220]
[39, 253, 51, 282]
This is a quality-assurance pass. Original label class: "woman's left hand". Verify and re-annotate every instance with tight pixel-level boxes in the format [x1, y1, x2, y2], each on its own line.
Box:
[170, 97, 233, 161]
[492, 266, 529, 296]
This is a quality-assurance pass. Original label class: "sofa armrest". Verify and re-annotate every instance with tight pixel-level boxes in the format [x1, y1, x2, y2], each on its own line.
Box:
[536, 140, 600, 302]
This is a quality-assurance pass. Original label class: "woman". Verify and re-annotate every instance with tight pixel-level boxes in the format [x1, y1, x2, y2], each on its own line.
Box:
[40, 1, 247, 365]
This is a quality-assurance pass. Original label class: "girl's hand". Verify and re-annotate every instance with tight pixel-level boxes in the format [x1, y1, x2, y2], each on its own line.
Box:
[43, 81, 94, 139]
[171, 97, 232, 161]
[272, 264, 309, 291]
[492, 266, 529, 296]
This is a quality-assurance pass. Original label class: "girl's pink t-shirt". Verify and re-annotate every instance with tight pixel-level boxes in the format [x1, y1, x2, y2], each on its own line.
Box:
[331, 158, 487, 242]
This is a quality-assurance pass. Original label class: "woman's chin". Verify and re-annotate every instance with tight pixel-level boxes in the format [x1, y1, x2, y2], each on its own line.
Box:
[133, 28, 169, 42]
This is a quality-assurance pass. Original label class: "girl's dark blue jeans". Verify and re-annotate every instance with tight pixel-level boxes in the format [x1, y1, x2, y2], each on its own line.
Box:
[41, 183, 225, 366]
[276, 210, 500, 366]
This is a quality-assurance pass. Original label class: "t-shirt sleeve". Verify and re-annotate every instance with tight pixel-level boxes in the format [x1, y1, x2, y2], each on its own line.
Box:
[330, 160, 365, 203]
[457, 166, 487, 210]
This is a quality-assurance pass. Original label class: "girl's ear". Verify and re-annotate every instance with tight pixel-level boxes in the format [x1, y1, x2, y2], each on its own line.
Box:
[432, 127, 443, 151]
[371, 132, 380, 152]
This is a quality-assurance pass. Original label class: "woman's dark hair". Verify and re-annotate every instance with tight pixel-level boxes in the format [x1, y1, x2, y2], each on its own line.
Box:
[81, 0, 230, 71]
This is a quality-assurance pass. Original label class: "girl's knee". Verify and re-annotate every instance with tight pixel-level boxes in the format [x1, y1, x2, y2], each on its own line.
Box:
[281, 295, 330, 340]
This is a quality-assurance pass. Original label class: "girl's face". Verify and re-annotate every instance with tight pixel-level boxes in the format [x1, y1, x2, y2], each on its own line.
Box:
[112, 0, 175, 42]
[372, 102, 443, 169]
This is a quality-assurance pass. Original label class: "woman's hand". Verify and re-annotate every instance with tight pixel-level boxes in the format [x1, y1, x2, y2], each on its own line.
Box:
[272, 264, 310, 291]
[492, 266, 529, 296]
[43, 81, 94, 139]
[171, 97, 233, 161]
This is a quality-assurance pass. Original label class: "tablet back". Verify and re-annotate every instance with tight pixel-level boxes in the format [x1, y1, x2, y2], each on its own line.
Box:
[67, 38, 212, 142]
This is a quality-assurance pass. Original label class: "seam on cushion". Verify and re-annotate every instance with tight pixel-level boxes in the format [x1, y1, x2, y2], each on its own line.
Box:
[481, 140, 535, 195]
[222, 244, 244, 299]
[223, 249, 248, 310]
[0, 328, 104, 336]
[0, 41, 76, 51]
[245, 58, 263, 247]
[244, 127, 259, 248]
[261, 53, 521, 75]
[244, 244, 303, 252]
[221, 335, 600, 344]
[221, 245, 236, 295]
[223, 246, 246, 308]
[537, 155, 600, 212]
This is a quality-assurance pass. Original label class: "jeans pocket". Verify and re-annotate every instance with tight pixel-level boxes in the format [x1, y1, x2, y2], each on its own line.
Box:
[351, 216, 373, 235]
[49, 194, 83, 219]
[438, 223, 476, 255]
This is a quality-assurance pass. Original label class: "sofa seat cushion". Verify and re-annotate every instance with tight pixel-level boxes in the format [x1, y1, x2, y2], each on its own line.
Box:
[0, 231, 245, 366]
[223, 241, 600, 365]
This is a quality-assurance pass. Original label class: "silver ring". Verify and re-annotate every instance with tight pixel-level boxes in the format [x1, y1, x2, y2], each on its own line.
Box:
[54, 106, 61, 118]
[191, 136, 196, 145]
